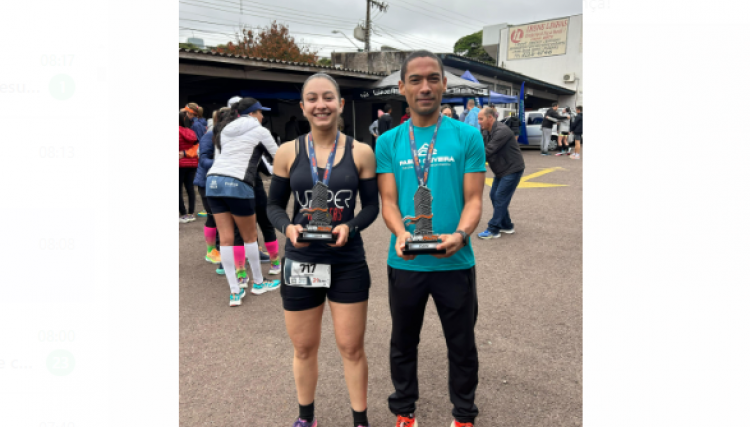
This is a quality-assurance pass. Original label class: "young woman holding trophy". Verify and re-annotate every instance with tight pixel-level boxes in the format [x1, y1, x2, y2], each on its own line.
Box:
[267, 73, 379, 427]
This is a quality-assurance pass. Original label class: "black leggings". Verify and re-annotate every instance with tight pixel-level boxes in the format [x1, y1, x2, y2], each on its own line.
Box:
[179, 168, 197, 215]
[254, 175, 276, 243]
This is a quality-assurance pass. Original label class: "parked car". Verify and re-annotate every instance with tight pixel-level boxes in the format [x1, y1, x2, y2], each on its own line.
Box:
[501, 111, 557, 150]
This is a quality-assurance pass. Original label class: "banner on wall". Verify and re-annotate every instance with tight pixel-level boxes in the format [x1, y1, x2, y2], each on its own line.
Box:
[507, 18, 569, 60]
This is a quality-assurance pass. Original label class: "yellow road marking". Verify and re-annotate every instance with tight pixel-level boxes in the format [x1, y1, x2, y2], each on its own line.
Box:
[485, 167, 568, 188]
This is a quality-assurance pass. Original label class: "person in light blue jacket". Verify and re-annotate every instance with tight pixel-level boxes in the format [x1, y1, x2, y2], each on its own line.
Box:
[463, 98, 481, 131]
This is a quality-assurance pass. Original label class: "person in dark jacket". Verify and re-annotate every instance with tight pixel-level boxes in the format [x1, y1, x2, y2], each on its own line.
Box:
[505, 112, 521, 139]
[541, 102, 568, 155]
[194, 109, 225, 265]
[284, 115, 301, 142]
[377, 103, 394, 139]
[476, 107, 525, 239]
[569, 105, 582, 159]
[179, 110, 199, 223]
[185, 103, 207, 143]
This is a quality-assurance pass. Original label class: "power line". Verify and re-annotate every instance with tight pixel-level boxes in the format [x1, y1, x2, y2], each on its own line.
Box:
[180, 2, 456, 53]
[386, 0, 480, 29]
[390, 0, 491, 26]
[371, 35, 413, 51]
[377, 24, 455, 51]
[181, 0, 355, 26]
[370, 27, 416, 50]
[204, 0, 359, 24]
[180, 18, 355, 39]
[375, 23, 451, 47]
[384, 0, 480, 31]
[180, 1, 455, 52]
[374, 24, 453, 52]
[373, 25, 439, 50]
[180, 0, 355, 29]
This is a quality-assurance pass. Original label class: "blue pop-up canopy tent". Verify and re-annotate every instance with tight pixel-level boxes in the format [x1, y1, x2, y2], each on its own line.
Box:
[442, 70, 518, 104]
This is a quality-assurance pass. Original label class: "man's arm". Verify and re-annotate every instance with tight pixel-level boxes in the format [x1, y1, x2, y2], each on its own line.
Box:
[457, 172, 485, 235]
[549, 109, 568, 120]
[434, 172, 485, 257]
[378, 173, 416, 261]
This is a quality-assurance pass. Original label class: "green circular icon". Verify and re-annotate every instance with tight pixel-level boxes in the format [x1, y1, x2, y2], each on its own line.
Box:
[49, 74, 75, 100]
[47, 349, 75, 376]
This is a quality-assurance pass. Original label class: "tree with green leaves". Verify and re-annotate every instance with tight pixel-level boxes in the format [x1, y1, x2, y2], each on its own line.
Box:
[453, 30, 494, 64]
[317, 58, 332, 66]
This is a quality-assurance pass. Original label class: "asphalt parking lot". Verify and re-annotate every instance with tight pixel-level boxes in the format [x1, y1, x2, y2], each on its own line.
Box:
[180, 148, 582, 427]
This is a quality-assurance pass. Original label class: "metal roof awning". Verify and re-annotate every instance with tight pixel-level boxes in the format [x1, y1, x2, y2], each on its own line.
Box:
[179, 49, 386, 88]
[356, 69, 489, 100]
[437, 54, 575, 96]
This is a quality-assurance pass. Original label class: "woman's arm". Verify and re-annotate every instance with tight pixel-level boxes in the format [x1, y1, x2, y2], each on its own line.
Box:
[259, 128, 279, 159]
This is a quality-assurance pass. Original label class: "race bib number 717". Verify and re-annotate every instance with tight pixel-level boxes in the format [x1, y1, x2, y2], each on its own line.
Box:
[284, 259, 331, 288]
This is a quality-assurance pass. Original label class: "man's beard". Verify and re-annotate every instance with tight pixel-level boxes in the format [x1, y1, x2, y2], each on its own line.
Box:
[411, 100, 440, 116]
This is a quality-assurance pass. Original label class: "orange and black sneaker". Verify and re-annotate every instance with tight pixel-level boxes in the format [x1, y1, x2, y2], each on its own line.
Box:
[396, 414, 418, 427]
[450, 421, 474, 427]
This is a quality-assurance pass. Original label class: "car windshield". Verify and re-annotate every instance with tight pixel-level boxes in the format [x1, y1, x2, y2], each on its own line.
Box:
[527, 113, 543, 125]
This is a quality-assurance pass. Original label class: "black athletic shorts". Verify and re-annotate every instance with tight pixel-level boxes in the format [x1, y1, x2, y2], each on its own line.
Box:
[207, 196, 256, 217]
[280, 257, 371, 311]
[560, 131, 569, 136]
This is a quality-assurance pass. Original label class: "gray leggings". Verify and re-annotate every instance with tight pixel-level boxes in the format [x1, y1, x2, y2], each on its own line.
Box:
[541, 127, 552, 154]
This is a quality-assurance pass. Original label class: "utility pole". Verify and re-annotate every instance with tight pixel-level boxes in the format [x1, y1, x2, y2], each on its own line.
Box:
[365, 0, 388, 52]
[365, 0, 370, 52]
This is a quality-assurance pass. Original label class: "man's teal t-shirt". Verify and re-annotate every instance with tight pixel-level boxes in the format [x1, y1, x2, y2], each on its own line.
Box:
[376, 116, 486, 272]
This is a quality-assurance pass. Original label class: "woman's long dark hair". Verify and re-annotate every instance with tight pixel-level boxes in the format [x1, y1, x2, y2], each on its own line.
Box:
[179, 110, 193, 128]
[212, 97, 259, 151]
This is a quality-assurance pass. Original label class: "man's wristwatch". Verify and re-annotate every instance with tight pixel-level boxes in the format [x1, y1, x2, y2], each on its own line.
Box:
[454, 230, 468, 247]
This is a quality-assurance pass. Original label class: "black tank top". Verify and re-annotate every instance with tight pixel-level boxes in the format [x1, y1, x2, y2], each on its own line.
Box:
[285, 134, 365, 265]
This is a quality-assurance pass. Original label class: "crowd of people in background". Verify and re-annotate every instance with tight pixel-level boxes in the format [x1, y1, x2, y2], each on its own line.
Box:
[542, 102, 583, 159]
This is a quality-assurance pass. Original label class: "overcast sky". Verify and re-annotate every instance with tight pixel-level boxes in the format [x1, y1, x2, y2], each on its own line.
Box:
[179, 0, 582, 58]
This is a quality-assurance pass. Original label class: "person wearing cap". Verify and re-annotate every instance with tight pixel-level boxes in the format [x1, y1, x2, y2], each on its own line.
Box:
[227, 96, 242, 107]
[185, 103, 207, 142]
[206, 97, 281, 307]
[224, 95, 276, 266]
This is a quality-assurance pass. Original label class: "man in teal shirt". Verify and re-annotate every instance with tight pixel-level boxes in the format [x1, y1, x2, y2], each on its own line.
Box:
[376, 50, 486, 427]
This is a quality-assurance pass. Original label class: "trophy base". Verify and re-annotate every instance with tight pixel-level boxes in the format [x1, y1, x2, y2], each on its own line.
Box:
[298, 231, 337, 244]
[403, 236, 446, 255]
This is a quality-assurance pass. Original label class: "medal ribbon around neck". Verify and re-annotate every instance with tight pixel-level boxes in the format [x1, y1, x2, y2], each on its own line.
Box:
[307, 131, 340, 186]
[408, 114, 443, 187]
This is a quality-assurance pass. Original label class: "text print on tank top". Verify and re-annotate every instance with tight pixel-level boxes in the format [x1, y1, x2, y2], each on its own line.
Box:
[293, 134, 356, 225]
